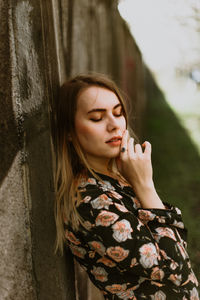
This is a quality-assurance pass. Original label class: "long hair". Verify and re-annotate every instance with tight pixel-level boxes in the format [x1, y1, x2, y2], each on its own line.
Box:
[54, 73, 137, 253]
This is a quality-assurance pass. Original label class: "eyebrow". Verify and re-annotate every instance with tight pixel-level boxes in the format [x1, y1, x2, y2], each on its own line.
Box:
[87, 103, 121, 114]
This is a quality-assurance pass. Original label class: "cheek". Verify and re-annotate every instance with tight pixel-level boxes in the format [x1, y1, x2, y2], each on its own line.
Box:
[121, 117, 126, 130]
[75, 121, 96, 141]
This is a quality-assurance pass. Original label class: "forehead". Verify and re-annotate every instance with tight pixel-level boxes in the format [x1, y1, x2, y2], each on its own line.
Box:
[76, 86, 120, 112]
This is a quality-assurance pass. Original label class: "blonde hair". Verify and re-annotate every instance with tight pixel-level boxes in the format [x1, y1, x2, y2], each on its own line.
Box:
[54, 73, 137, 253]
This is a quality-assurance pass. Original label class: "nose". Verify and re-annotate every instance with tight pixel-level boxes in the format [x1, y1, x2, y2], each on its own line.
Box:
[107, 115, 120, 132]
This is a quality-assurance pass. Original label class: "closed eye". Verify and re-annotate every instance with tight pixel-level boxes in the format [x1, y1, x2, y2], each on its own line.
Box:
[90, 110, 123, 122]
[89, 104, 124, 122]
[114, 107, 124, 117]
[114, 111, 123, 117]
[90, 118, 102, 122]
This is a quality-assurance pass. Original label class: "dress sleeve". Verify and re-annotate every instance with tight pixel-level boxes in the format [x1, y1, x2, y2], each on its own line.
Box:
[76, 186, 192, 286]
[137, 204, 188, 245]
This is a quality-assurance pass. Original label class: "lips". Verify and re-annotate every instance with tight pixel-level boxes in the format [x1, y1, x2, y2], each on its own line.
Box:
[106, 136, 122, 143]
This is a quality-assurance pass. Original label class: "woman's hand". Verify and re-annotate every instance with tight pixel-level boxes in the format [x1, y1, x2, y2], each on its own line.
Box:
[116, 130, 165, 209]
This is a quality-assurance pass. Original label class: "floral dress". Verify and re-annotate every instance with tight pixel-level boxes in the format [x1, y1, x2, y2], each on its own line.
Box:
[64, 172, 199, 300]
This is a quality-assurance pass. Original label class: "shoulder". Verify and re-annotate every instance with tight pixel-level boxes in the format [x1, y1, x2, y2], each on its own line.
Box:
[76, 172, 136, 208]
[77, 173, 118, 199]
[75, 173, 126, 215]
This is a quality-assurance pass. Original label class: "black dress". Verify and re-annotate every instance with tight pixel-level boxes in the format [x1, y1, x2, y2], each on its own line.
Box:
[64, 172, 199, 299]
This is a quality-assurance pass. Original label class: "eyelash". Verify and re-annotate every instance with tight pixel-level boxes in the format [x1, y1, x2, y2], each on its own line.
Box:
[90, 112, 123, 122]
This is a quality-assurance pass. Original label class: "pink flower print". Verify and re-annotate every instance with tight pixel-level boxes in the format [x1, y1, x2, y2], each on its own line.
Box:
[137, 219, 144, 231]
[132, 197, 141, 209]
[91, 266, 108, 282]
[170, 261, 179, 270]
[173, 219, 184, 229]
[168, 274, 182, 286]
[112, 219, 133, 242]
[79, 177, 96, 187]
[108, 190, 123, 199]
[91, 194, 113, 209]
[139, 243, 159, 268]
[116, 289, 136, 299]
[155, 227, 177, 242]
[88, 241, 106, 256]
[69, 244, 86, 259]
[157, 216, 166, 224]
[114, 203, 128, 213]
[107, 246, 129, 262]
[138, 210, 156, 223]
[175, 207, 182, 215]
[150, 290, 166, 300]
[188, 271, 199, 286]
[177, 242, 188, 260]
[190, 287, 199, 300]
[87, 178, 97, 184]
[150, 267, 164, 281]
[97, 257, 116, 267]
[95, 210, 119, 227]
[82, 195, 92, 203]
[65, 230, 80, 245]
[99, 180, 115, 191]
[105, 283, 127, 294]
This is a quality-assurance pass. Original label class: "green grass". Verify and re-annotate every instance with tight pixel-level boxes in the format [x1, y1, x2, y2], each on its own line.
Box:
[144, 86, 200, 283]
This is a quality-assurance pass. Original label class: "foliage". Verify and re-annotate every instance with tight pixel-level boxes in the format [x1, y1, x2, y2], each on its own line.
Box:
[144, 84, 200, 284]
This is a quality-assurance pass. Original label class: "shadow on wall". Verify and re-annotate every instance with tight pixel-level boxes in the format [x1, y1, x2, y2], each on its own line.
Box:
[144, 68, 200, 284]
[0, 4, 19, 186]
[0, 90, 20, 186]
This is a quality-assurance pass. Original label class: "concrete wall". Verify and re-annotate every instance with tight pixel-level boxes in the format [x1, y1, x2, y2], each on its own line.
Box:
[0, 0, 146, 299]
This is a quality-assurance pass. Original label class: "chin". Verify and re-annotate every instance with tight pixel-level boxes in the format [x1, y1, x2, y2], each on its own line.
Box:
[107, 149, 120, 158]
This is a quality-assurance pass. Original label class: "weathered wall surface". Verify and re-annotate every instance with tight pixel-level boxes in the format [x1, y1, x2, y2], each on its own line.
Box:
[0, 0, 146, 299]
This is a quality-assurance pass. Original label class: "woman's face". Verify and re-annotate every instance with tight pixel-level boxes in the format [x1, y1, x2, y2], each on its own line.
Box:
[74, 86, 126, 166]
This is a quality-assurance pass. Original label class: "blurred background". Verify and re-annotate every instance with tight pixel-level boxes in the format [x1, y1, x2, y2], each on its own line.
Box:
[118, 0, 200, 154]
[118, 0, 200, 291]
[74, 0, 200, 292]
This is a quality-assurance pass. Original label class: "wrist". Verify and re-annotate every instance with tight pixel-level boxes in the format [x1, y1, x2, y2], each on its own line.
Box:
[131, 180, 155, 193]
[134, 185, 165, 209]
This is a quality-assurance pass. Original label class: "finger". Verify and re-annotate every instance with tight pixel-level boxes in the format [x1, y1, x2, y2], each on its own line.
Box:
[135, 143, 142, 154]
[120, 130, 128, 155]
[127, 137, 134, 157]
[143, 141, 151, 156]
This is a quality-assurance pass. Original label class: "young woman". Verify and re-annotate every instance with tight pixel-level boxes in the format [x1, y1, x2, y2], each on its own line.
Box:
[54, 73, 199, 299]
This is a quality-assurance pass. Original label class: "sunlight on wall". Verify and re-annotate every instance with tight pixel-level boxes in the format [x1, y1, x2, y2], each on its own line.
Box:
[118, 0, 200, 154]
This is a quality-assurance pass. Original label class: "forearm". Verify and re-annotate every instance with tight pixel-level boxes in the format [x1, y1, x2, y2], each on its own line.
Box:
[132, 182, 165, 209]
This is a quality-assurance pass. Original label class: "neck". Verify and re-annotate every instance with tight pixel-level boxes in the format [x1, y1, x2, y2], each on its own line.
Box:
[86, 156, 111, 176]
[88, 159, 129, 185]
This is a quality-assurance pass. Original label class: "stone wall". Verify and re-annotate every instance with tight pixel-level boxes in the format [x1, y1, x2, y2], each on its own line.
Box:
[0, 0, 146, 299]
